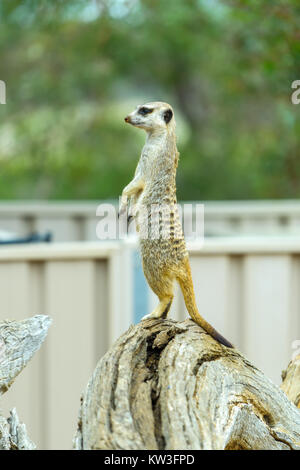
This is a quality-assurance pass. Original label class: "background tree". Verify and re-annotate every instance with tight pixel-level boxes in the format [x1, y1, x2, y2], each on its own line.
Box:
[0, 0, 299, 200]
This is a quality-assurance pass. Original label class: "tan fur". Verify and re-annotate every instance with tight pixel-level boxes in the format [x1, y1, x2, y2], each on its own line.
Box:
[121, 101, 233, 348]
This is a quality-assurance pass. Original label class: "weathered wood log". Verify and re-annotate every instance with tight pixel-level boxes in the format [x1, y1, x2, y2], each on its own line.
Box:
[0, 314, 51, 396]
[0, 408, 36, 450]
[281, 354, 300, 409]
[74, 318, 300, 450]
[0, 315, 51, 450]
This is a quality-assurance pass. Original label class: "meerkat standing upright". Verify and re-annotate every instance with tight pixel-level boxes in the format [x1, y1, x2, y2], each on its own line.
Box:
[120, 101, 233, 348]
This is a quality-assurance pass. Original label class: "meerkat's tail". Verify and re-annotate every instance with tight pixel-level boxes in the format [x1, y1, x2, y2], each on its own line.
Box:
[177, 259, 234, 348]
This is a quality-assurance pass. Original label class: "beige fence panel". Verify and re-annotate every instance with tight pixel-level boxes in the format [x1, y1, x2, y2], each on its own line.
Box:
[108, 240, 134, 344]
[45, 259, 100, 449]
[243, 255, 292, 382]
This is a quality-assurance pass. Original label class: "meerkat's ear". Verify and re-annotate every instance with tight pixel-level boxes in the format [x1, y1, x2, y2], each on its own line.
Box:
[163, 109, 173, 124]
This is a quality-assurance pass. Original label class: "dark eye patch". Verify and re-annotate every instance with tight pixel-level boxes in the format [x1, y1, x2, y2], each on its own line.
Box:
[138, 107, 153, 116]
[163, 109, 173, 124]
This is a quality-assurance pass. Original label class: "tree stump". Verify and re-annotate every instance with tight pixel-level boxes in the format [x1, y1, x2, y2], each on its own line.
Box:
[74, 318, 300, 450]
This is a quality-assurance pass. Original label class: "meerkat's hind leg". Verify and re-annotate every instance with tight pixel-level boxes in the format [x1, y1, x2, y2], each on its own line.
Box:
[141, 294, 174, 321]
[141, 267, 174, 321]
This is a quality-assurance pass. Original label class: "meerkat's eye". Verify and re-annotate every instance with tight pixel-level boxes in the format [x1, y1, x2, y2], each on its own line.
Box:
[138, 107, 153, 116]
[163, 109, 173, 124]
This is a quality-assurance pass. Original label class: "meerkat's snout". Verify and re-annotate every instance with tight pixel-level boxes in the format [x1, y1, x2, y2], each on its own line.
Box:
[124, 115, 130, 123]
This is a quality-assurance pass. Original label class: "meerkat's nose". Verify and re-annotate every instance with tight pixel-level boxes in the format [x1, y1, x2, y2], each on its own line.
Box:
[124, 116, 130, 123]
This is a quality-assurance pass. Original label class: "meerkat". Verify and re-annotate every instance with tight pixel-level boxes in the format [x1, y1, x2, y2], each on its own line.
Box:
[120, 101, 233, 348]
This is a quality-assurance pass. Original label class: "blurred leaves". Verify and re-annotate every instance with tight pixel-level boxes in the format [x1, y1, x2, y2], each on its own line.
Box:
[0, 0, 299, 200]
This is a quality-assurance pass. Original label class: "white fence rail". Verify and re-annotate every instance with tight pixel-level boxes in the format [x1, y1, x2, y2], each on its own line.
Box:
[1, 200, 300, 240]
[0, 238, 300, 449]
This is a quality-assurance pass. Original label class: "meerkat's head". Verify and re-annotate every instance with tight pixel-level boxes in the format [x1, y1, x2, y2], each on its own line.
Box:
[124, 101, 175, 133]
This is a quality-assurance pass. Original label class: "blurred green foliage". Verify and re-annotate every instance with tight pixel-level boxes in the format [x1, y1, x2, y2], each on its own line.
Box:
[0, 0, 299, 200]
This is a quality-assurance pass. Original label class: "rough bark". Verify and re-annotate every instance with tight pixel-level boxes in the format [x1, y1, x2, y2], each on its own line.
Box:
[0, 315, 51, 450]
[0, 408, 36, 450]
[281, 354, 300, 409]
[74, 318, 300, 450]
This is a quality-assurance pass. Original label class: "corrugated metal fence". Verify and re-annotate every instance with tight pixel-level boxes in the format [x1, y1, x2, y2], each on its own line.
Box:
[0, 238, 299, 449]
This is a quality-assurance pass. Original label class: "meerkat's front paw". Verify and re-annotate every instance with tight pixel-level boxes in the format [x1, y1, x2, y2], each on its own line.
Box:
[127, 206, 137, 225]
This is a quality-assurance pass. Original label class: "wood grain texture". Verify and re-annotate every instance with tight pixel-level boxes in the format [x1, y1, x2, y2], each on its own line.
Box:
[74, 319, 300, 450]
[0, 315, 51, 395]
[281, 354, 300, 409]
[0, 315, 51, 450]
[0, 408, 36, 450]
